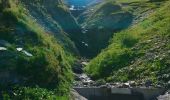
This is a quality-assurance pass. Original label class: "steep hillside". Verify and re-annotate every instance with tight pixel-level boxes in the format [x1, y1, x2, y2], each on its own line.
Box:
[78, 0, 162, 57]
[0, 0, 169, 99]
[86, 0, 170, 86]
[0, 0, 74, 99]
[20, 0, 83, 54]
[78, 1, 132, 57]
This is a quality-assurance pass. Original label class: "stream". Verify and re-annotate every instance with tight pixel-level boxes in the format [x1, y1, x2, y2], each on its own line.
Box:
[66, 1, 168, 100]
[72, 59, 167, 100]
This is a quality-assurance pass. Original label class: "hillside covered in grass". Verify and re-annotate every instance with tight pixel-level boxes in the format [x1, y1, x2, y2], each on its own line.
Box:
[77, 0, 162, 57]
[0, 0, 75, 99]
[86, 0, 170, 86]
[0, 0, 170, 99]
[20, 0, 84, 54]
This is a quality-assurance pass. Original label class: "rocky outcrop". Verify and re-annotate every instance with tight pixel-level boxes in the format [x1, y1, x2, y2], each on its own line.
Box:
[157, 91, 170, 100]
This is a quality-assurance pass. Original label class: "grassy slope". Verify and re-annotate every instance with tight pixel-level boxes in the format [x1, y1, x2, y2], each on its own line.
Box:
[86, 0, 170, 85]
[0, 0, 74, 99]
[22, 0, 88, 57]
[20, 0, 80, 54]
[78, 1, 133, 57]
[78, 0, 160, 58]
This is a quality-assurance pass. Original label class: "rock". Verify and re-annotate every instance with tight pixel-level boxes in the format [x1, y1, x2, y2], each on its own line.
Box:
[99, 85, 108, 88]
[0, 47, 7, 51]
[22, 50, 33, 57]
[156, 85, 162, 88]
[81, 62, 88, 66]
[80, 74, 88, 79]
[82, 79, 93, 86]
[70, 89, 87, 100]
[129, 81, 136, 87]
[145, 80, 152, 87]
[168, 80, 170, 84]
[82, 80, 88, 85]
[16, 47, 23, 52]
[113, 82, 131, 88]
[74, 73, 94, 87]
[105, 83, 112, 88]
[167, 80, 170, 87]
[16, 47, 33, 57]
[157, 91, 170, 100]
[120, 83, 130, 88]
[124, 82, 130, 86]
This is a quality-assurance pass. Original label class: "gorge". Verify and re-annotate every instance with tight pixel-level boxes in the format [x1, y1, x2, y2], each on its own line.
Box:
[0, 0, 170, 100]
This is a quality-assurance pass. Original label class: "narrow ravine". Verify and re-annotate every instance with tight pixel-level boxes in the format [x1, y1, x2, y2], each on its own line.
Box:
[66, 1, 169, 100]
[0, 0, 170, 100]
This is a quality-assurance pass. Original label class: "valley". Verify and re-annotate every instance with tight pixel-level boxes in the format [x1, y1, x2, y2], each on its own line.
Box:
[0, 0, 170, 100]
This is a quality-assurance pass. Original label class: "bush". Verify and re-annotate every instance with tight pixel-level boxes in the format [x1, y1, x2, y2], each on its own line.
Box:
[1, 86, 68, 100]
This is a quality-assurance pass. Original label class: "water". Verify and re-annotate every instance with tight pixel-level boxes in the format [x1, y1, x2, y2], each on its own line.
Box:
[65, 0, 92, 7]
[73, 59, 165, 100]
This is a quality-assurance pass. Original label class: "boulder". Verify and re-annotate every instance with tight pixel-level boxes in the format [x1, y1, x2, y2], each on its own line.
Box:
[0, 47, 7, 51]
[157, 91, 170, 100]
[145, 80, 152, 87]
[129, 81, 137, 87]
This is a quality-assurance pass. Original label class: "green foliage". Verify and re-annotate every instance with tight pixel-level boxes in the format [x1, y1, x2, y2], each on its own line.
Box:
[78, 0, 134, 57]
[1, 86, 69, 100]
[85, 30, 139, 79]
[0, 0, 74, 97]
[86, 0, 170, 84]
[12, 86, 69, 100]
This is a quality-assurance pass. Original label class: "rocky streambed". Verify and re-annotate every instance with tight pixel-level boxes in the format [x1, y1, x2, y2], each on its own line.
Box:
[72, 59, 169, 100]
[157, 91, 170, 100]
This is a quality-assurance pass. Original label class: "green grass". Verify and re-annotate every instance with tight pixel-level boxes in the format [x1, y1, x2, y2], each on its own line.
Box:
[78, 0, 135, 57]
[0, 0, 75, 98]
[1, 86, 69, 100]
[86, 0, 170, 85]
[78, 0, 162, 58]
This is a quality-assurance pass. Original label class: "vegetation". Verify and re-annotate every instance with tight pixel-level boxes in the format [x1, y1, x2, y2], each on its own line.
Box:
[77, 0, 163, 58]
[1, 86, 69, 100]
[0, 0, 75, 99]
[78, 0, 133, 57]
[86, 0, 170, 85]
[0, 0, 170, 99]
[19, 0, 80, 54]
